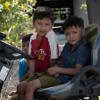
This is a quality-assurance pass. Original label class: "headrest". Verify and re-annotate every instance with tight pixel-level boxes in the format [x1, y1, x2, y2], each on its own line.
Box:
[0, 32, 6, 40]
[85, 24, 98, 46]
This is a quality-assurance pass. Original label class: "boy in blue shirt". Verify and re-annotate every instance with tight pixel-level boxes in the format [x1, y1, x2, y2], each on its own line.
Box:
[17, 16, 91, 100]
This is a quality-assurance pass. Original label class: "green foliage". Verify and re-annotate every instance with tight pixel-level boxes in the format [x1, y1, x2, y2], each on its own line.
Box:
[80, 2, 87, 14]
[0, 0, 36, 47]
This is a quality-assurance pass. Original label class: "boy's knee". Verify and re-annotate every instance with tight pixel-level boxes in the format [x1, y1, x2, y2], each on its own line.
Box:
[17, 85, 21, 93]
[25, 80, 39, 91]
[25, 83, 33, 92]
[17, 81, 27, 92]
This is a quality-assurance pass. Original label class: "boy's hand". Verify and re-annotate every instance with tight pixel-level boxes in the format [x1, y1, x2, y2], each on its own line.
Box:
[20, 72, 30, 82]
[47, 67, 60, 76]
[26, 71, 33, 78]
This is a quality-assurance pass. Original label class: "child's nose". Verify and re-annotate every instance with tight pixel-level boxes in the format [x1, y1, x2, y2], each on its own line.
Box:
[69, 33, 74, 39]
[41, 26, 47, 30]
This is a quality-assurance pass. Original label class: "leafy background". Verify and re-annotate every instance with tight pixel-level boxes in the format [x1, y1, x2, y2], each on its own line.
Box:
[0, 0, 36, 47]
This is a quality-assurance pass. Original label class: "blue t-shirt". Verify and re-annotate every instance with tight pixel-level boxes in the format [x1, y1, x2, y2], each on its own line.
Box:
[57, 40, 91, 83]
[18, 58, 29, 81]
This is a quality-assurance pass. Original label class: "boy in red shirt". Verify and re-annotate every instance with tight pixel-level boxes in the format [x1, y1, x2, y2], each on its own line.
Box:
[27, 6, 58, 76]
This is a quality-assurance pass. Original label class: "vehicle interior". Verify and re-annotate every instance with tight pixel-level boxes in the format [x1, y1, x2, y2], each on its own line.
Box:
[0, 0, 100, 100]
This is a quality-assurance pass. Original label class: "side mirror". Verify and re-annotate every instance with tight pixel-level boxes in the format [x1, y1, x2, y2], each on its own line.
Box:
[0, 32, 6, 40]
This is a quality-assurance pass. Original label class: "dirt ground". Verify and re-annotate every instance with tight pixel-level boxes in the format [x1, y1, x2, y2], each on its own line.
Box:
[0, 60, 19, 100]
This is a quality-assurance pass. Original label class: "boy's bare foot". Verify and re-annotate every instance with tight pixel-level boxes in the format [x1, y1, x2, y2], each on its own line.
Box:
[9, 91, 17, 96]
[8, 91, 18, 100]
[8, 94, 18, 100]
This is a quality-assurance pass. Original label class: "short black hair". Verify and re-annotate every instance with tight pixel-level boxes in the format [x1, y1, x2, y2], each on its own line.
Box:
[63, 16, 84, 31]
[22, 34, 32, 43]
[33, 6, 54, 23]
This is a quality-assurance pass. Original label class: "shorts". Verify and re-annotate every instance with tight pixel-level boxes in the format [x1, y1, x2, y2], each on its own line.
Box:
[28, 73, 61, 88]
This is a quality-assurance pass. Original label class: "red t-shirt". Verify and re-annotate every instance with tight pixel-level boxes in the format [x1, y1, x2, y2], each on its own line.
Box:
[31, 36, 51, 72]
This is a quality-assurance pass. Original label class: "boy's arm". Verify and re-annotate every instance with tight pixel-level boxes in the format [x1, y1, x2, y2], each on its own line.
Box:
[48, 45, 90, 75]
[59, 64, 82, 75]
[19, 74, 28, 82]
[47, 30, 59, 65]
[49, 59, 58, 66]
[26, 59, 35, 77]
[48, 64, 82, 76]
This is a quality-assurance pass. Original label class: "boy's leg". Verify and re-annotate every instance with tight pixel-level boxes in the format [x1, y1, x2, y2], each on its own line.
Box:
[24, 74, 61, 100]
[25, 79, 41, 100]
[17, 73, 40, 100]
[17, 80, 27, 100]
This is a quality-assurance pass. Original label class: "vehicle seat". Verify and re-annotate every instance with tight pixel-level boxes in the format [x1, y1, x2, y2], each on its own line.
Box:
[36, 24, 100, 100]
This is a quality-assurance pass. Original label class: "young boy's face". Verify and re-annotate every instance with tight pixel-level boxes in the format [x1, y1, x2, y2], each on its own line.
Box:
[64, 26, 84, 45]
[22, 41, 29, 54]
[34, 18, 53, 36]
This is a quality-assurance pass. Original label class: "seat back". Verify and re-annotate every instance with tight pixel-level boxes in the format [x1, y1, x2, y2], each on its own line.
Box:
[85, 24, 100, 67]
[93, 30, 100, 66]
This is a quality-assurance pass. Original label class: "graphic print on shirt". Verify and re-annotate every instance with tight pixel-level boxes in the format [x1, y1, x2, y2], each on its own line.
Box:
[36, 49, 46, 60]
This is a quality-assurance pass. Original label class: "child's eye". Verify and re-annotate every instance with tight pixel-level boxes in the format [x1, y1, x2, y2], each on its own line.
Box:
[73, 32, 77, 34]
[37, 23, 42, 26]
[45, 23, 50, 26]
[70, 31, 78, 35]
